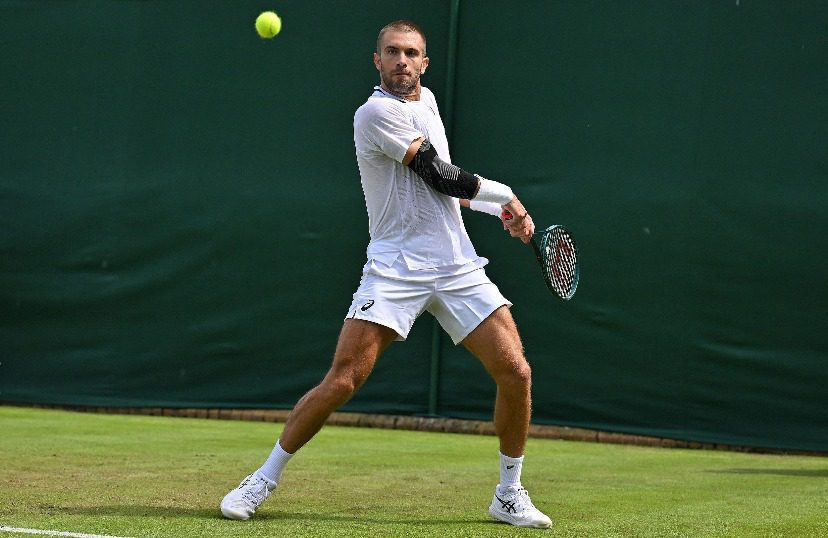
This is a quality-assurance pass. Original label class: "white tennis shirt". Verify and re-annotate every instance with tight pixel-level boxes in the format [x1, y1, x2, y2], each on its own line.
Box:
[353, 86, 487, 280]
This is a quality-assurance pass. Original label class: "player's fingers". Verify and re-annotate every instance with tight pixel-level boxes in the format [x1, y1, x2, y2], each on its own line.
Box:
[519, 214, 534, 236]
[510, 227, 531, 243]
[507, 225, 531, 243]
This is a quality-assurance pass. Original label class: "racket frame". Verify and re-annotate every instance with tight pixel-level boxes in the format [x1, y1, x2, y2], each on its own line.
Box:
[530, 225, 579, 301]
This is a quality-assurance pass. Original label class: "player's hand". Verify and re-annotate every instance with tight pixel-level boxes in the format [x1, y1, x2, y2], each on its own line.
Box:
[501, 198, 535, 244]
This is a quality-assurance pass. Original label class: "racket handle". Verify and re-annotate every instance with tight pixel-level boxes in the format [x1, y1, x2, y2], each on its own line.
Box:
[504, 208, 539, 251]
[530, 235, 543, 263]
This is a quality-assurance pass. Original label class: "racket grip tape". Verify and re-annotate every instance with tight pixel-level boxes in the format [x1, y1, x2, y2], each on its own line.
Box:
[530, 235, 544, 264]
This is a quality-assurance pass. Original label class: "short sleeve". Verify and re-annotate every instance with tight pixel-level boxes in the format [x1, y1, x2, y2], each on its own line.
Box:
[354, 99, 423, 163]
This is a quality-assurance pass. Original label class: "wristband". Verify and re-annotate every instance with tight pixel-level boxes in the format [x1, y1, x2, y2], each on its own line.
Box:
[469, 200, 503, 217]
[473, 176, 514, 205]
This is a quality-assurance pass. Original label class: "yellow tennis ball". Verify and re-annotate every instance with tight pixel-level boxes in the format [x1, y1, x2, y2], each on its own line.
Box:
[255, 11, 282, 39]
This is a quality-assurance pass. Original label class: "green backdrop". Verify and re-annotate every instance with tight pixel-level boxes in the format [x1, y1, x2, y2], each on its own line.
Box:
[2, 1, 826, 453]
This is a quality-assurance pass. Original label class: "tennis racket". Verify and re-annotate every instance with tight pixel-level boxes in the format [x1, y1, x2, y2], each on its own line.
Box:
[529, 225, 579, 300]
[503, 211, 580, 301]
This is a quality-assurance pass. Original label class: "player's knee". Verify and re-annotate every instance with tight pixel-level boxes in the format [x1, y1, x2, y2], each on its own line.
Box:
[498, 359, 532, 390]
[327, 376, 358, 399]
[326, 364, 370, 398]
[514, 361, 533, 388]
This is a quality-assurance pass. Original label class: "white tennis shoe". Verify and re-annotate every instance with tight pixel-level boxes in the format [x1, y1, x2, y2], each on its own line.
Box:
[220, 472, 274, 520]
[489, 484, 553, 529]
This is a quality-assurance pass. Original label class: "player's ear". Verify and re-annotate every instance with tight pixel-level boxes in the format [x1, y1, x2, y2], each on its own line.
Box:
[421, 56, 429, 74]
[373, 52, 381, 71]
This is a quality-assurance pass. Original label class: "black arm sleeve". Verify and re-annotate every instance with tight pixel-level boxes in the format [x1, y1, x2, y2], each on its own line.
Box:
[406, 139, 480, 199]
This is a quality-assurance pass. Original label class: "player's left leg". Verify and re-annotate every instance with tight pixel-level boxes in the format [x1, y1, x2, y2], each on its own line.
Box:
[462, 306, 530, 457]
[462, 306, 552, 529]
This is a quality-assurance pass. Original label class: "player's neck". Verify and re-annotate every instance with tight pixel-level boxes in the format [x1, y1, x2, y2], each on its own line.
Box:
[380, 82, 421, 102]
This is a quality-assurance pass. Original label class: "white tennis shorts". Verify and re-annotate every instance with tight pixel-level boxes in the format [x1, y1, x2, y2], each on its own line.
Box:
[345, 267, 511, 344]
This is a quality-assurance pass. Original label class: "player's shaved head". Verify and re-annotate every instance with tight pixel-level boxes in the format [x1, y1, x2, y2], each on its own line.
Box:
[376, 20, 427, 55]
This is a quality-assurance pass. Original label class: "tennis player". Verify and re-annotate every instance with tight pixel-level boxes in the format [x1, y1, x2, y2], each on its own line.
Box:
[221, 20, 552, 529]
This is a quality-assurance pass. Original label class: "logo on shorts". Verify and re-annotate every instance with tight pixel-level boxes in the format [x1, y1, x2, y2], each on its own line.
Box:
[360, 300, 375, 311]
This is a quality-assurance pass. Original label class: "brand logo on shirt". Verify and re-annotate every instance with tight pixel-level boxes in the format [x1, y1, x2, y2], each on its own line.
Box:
[361, 300, 375, 311]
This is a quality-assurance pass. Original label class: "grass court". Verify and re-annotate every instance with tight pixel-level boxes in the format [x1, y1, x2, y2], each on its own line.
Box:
[1, 406, 826, 537]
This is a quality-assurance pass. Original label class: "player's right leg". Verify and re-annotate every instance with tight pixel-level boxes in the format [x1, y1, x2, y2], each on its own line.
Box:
[279, 319, 397, 452]
[220, 319, 397, 520]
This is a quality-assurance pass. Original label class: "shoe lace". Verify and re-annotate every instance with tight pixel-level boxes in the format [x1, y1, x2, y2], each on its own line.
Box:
[239, 476, 269, 507]
[497, 487, 537, 514]
[515, 487, 538, 512]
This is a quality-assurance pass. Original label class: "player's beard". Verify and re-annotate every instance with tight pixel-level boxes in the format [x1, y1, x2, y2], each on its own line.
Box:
[382, 69, 421, 97]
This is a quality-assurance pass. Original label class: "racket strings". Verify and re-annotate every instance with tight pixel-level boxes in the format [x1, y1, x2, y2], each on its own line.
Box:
[541, 230, 578, 299]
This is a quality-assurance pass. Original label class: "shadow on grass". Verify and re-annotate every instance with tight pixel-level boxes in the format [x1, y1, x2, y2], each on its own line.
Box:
[707, 468, 828, 477]
[52, 505, 497, 526]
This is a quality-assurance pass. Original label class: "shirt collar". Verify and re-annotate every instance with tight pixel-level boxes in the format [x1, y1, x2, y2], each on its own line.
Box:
[373, 85, 408, 103]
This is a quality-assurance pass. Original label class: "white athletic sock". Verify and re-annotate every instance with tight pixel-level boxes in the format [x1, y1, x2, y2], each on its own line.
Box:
[499, 452, 524, 490]
[256, 440, 294, 488]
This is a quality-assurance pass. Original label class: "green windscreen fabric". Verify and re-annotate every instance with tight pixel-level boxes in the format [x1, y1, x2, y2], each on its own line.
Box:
[2, 1, 826, 452]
